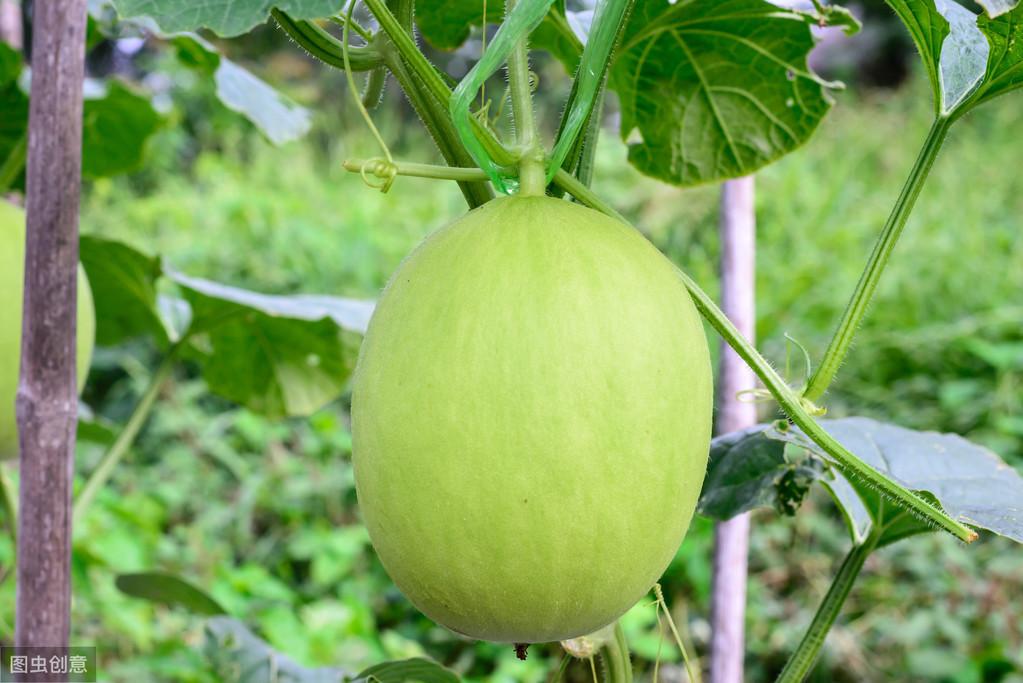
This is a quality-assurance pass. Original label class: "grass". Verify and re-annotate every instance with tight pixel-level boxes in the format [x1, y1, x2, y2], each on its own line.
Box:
[65, 75, 1023, 682]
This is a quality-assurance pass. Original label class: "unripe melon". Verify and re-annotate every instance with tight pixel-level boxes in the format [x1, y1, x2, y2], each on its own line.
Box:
[352, 196, 712, 643]
[0, 200, 95, 459]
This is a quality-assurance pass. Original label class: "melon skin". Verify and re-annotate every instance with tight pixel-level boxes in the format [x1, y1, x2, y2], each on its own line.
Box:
[0, 200, 95, 459]
[352, 195, 712, 643]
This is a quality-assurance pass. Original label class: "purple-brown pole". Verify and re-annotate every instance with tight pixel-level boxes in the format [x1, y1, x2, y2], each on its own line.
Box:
[709, 176, 758, 683]
[16, 0, 89, 648]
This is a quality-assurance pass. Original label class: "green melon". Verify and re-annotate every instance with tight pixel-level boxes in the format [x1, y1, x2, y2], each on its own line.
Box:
[352, 195, 712, 643]
[0, 200, 95, 459]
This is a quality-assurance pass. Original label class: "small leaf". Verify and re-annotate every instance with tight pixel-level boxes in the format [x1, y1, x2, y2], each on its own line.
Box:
[112, 0, 345, 37]
[770, 417, 1023, 545]
[78, 236, 171, 347]
[82, 80, 163, 178]
[203, 616, 349, 683]
[353, 658, 460, 683]
[168, 270, 372, 418]
[116, 571, 228, 616]
[611, 0, 839, 186]
[697, 424, 824, 520]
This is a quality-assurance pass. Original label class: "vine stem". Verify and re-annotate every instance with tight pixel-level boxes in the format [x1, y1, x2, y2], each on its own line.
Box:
[775, 530, 880, 683]
[72, 347, 178, 523]
[505, 0, 545, 195]
[550, 171, 977, 544]
[803, 116, 951, 402]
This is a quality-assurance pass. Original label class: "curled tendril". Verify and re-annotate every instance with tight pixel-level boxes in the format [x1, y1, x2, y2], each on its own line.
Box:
[357, 157, 398, 193]
[527, 69, 540, 93]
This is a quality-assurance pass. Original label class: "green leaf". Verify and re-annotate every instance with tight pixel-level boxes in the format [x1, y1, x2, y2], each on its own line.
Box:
[354, 658, 460, 683]
[770, 417, 1023, 546]
[112, 0, 345, 37]
[0, 43, 28, 190]
[78, 236, 171, 348]
[203, 616, 349, 682]
[116, 571, 228, 616]
[611, 0, 838, 186]
[415, 0, 583, 72]
[885, 0, 1023, 116]
[82, 80, 163, 179]
[168, 270, 372, 418]
[171, 34, 312, 145]
[698, 425, 823, 520]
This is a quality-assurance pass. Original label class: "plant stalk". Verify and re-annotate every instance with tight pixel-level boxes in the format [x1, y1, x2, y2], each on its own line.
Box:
[343, 158, 490, 181]
[551, 171, 977, 544]
[803, 116, 951, 402]
[505, 0, 545, 195]
[775, 532, 880, 683]
[598, 621, 633, 683]
[73, 348, 178, 523]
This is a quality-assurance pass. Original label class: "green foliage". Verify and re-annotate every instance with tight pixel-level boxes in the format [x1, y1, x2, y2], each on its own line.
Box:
[112, 0, 346, 37]
[83, 81, 164, 179]
[612, 0, 840, 185]
[116, 572, 229, 616]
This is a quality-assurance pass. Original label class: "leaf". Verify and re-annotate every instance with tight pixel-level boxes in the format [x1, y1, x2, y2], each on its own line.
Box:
[0, 43, 28, 188]
[415, 0, 583, 72]
[213, 58, 312, 145]
[78, 236, 171, 347]
[203, 616, 349, 683]
[697, 424, 823, 520]
[168, 269, 372, 418]
[611, 0, 838, 186]
[116, 571, 228, 616]
[82, 80, 163, 179]
[112, 0, 345, 37]
[169, 34, 312, 145]
[353, 658, 460, 683]
[770, 417, 1023, 546]
[885, 0, 1023, 116]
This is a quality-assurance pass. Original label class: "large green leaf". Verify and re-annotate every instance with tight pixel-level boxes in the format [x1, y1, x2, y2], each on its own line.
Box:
[82, 80, 163, 179]
[168, 270, 371, 418]
[771, 417, 1023, 546]
[415, 0, 583, 72]
[611, 0, 839, 186]
[0, 43, 28, 189]
[698, 424, 823, 520]
[203, 617, 349, 682]
[112, 0, 344, 37]
[116, 571, 228, 616]
[78, 236, 171, 348]
[885, 0, 1023, 116]
[353, 658, 460, 683]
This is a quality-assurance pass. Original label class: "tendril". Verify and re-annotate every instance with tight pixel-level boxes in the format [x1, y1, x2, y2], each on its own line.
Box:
[342, 0, 395, 192]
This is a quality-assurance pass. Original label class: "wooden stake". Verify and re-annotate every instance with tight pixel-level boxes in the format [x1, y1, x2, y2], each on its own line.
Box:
[16, 0, 88, 648]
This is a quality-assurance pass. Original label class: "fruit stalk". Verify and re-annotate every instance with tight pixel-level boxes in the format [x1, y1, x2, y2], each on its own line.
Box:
[504, 0, 546, 195]
[802, 116, 951, 401]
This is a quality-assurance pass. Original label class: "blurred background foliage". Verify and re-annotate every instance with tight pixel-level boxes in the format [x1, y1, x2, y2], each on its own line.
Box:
[0, 0, 1021, 680]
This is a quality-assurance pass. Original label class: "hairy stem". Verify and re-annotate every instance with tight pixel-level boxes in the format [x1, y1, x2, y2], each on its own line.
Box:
[505, 0, 545, 195]
[73, 348, 178, 523]
[803, 116, 951, 401]
[551, 172, 977, 544]
[272, 10, 381, 71]
[775, 532, 880, 683]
